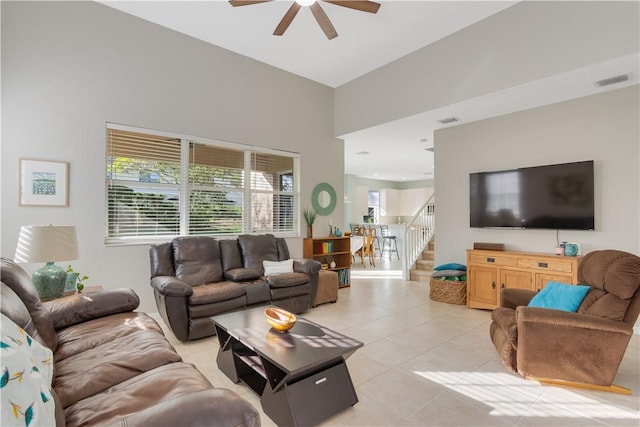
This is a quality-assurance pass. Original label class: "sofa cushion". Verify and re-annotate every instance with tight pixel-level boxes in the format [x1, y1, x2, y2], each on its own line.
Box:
[1, 313, 56, 427]
[220, 239, 244, 271]
[276, 237, 291, 260]
[238, 234, 279, 275]
[578, 250, 640, 299]
[62, 363, 219, 426]
[54, 328, 181, 408]
[263, 259, 294, 276]
[172, 237, 223, 286]
[188, 281, 247, 306]
[581, 293, 630, 321]
[267, 272, 309, 289]
[224, 268, 261, 282]
[54, 312, 165, 362]
[527, 282, 590, 312]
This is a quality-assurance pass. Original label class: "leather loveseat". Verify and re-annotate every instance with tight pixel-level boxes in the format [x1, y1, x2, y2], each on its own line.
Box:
[0, 257, 260, 427]
[150, 234, 321, 341]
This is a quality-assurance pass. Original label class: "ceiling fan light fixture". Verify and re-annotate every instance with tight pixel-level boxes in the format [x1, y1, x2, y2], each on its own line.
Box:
[296, 0, 316, 6]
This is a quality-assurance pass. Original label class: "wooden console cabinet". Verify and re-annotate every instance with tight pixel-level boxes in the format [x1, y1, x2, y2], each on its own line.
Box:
[303, 237, 351, 287]
[466, 249, 581, 309]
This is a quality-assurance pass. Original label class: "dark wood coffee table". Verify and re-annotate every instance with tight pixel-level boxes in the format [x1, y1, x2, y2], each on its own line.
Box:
[212, 306, 363, 427]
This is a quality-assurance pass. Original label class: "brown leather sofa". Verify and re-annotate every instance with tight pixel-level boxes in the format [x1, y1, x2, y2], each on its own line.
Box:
[1, 257, 260, 427]
[490, 249, 640, 393]
[150, 234, 321, 341]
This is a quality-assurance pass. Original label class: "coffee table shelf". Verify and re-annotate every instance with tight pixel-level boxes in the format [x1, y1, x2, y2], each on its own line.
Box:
[213, 307, 363, 426]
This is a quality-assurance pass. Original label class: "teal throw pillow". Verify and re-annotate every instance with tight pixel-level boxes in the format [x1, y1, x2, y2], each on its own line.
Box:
[528, 282, 590, 312]
[433, 263, 466, 271]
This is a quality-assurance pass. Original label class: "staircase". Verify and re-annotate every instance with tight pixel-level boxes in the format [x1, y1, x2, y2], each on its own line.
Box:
[402, 194, 435, 280]
[410, 238, 434, 283]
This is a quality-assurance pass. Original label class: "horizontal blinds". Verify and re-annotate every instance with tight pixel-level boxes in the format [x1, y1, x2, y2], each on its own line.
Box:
[189, 143, 244, 235]
[251, 152, 294, 192]
[106, 125, 298, 242]
[107, 128, 181, 238]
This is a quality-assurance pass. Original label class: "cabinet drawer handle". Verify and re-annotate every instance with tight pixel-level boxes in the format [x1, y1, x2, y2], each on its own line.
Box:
[487, 257, 495, 263]
[491, 281, 496, 289]
[538, 262, 548, 268]
[315, 377, 327, 385]
[501, 283, 505, 289]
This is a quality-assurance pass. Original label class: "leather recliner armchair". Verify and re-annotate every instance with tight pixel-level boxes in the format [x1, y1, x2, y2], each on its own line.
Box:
[150, 234, 321, 341]
[489, 249, 640, 394]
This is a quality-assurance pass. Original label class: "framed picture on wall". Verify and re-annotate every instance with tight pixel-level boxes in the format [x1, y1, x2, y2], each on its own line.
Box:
[19, 159, 69, 207]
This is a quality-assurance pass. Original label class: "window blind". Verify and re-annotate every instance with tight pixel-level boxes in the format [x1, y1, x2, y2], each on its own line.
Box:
[105, 125, 299, 244]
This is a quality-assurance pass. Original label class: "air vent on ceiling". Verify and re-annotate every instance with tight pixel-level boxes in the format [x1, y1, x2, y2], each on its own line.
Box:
[437, 117, 459, 124]
[595, 74, 630, 87]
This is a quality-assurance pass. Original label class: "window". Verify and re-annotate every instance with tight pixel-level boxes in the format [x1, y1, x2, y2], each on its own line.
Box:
[106, 124, 299, 244]
[367, 190, 380, 223]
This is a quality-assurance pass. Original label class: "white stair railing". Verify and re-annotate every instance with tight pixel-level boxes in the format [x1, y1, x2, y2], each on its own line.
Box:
[402, 194, 435, 280]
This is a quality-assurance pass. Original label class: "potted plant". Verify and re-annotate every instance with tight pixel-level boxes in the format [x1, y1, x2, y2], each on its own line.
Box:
[66, 265, 89, 293]
[302, 207, 317, 238]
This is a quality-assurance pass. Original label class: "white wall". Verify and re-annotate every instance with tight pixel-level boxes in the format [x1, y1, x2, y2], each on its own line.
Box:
[434, 86, 639, 266]
[335, 1, 639, 136]
[1, 1, 342, 313]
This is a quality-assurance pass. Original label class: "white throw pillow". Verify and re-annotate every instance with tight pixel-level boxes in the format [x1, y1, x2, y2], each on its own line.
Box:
[1, 313, 56, 427]
[263, 259, 293, 276]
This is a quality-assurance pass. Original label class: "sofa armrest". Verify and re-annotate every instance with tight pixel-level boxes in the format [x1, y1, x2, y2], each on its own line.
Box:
[114, 388, 260, 427]
[293, 258, 322, 275]
[516, 306, 632, 335]
[515, 306, 633, 385]
[151, 276, 193, 297]
[44, 289, 140, 330]
[501, 288, 537, 309]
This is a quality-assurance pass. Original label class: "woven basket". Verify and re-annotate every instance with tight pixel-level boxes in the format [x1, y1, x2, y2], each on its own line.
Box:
[429, 278, 467, 305]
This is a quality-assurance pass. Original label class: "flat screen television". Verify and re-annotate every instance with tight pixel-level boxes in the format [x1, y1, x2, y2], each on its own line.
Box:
[470, 160, 594, 230]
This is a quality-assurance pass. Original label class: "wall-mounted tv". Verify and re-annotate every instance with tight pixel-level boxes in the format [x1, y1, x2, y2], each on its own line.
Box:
[470, 160, 594, 230]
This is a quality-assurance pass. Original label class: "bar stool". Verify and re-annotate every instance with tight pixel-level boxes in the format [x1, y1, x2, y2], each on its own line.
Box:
[379, 225, 399, 259]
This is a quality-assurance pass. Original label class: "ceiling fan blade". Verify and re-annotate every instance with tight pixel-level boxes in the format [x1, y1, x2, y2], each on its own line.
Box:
[229, 0, 273, 6]
[310, 3, 338, 40]
[273, 3, 301, 36]
[323, 1, 380, 14]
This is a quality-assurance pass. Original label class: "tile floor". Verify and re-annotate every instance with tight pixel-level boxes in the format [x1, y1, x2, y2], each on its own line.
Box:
[154, 260, 640, 426]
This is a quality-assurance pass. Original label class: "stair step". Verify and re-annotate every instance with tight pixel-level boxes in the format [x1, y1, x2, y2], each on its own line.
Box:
[410, 269, 432, 283]
[415, 259, 434, 271]
[421, 250, 434, 261]
[428, 240, 435, 251]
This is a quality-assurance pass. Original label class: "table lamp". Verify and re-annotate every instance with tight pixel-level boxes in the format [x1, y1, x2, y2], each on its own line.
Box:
[14, 225, 79, 300]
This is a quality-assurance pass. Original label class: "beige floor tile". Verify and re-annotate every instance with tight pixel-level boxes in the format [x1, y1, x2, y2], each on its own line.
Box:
[160, 266, 639, 427]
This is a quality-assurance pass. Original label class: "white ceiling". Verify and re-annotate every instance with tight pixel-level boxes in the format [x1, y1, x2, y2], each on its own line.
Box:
[101, 1, 639, 182]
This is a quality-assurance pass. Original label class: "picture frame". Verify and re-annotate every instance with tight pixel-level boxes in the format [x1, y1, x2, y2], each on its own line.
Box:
[19, 159, 69, 207]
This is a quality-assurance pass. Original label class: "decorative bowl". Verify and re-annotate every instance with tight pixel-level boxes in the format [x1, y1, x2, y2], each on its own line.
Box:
[264, 307, 297, 332]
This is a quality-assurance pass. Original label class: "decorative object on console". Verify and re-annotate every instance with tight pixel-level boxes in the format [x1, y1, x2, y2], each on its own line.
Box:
[303, 207, 317, 238]
[14, 225, 79, 300]
[564, 242, 579, 256]
[264, 307, 297, 332]
[19, 159, 69, 207]
[473, 242, 505, 251]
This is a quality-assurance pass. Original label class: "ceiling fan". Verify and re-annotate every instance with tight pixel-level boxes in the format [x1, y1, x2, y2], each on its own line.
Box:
[229, 0, 381, 40]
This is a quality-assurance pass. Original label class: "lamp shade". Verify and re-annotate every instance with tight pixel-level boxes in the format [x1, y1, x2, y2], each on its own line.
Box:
[14, 225, 79, 263]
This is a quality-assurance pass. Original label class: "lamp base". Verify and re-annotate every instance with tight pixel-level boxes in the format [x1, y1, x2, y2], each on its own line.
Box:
[33, 262, 67, 300]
